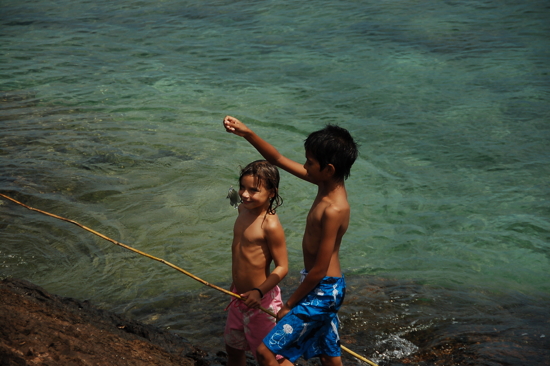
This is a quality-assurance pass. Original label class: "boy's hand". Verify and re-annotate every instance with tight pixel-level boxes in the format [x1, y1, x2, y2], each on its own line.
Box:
[223, 116, 250, 137]
[240, 290, 262, 309]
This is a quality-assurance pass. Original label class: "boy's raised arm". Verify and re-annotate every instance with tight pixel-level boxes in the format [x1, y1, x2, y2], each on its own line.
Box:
[223, 116, 309, 182]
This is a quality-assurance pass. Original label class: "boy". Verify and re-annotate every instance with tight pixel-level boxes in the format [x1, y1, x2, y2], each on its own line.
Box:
[224, 160, 289, 366]
[223, 116, 358, 366]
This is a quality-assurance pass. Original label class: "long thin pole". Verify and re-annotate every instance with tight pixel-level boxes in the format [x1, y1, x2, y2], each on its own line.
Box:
[1, 193, 378, 366]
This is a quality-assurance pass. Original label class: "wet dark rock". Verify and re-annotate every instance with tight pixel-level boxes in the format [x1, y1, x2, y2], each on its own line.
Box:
[0, 278, 214, 365]
[2, 276, 548, 366]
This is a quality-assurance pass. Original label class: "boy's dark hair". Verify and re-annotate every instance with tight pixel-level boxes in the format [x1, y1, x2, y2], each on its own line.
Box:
[239, 160, 283, 215]
[304, 124, 358, 181]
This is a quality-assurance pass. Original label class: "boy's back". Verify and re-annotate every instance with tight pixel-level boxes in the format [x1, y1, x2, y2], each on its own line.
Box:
[302, 184, 349, 278]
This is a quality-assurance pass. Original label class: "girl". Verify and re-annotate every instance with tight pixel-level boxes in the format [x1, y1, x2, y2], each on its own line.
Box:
[224, 160, 290, 366]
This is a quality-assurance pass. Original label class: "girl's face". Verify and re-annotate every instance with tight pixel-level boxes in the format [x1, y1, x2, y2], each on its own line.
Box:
[239, 174, 274, 212]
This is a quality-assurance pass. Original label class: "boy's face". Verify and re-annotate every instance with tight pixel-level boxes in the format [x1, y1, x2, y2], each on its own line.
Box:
[303, 150, 323, 181]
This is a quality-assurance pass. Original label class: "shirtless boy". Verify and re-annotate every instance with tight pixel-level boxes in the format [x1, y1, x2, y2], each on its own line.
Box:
[223, 116, 358, 366]
[224, 160, 289, 366]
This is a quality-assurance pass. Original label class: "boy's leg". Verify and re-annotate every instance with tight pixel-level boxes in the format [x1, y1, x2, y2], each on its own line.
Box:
[226, 344, 247, 366]
[257, 343, 294, 366]
[319, 355, 343, 366]
[278, 356, 294, 365]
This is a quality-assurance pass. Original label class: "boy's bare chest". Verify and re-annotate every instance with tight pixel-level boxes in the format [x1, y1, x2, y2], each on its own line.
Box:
[306, 200, 326, 228]
[302, 205, 324, 250]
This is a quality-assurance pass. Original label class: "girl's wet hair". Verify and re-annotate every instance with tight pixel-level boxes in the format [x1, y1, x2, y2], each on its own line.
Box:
[239, 160, 283, 214]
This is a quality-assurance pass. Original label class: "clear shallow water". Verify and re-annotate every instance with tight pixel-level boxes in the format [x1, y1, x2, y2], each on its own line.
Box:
[1, 1, 549, 364]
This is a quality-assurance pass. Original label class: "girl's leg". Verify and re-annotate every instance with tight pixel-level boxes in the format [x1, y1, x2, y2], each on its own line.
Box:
[226, 344, 247, 366]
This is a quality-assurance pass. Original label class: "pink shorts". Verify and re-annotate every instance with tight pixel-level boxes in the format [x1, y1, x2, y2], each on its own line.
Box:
[224, 286, 283, 359]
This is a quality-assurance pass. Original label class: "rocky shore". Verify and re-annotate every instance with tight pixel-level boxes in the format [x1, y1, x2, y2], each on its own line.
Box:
[0, 278, 227, 366]
[1, 278, 332, 366]
[3, 277, 548, 366]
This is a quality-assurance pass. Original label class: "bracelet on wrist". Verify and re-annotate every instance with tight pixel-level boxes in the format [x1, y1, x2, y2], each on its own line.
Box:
[252, 287, 264, 298]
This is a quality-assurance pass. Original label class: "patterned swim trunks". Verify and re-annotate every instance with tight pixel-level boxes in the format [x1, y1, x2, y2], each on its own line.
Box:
[262, 273, 346, 362]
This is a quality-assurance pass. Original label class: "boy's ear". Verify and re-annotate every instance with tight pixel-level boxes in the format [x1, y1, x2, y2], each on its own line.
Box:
[323, 164, 336, 178]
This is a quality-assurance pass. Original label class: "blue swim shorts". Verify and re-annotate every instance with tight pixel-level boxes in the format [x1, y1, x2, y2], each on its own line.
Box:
[262, 273, 346, 362]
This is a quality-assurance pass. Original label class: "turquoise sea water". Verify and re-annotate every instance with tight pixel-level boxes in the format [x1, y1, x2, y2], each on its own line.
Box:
[1, 1, 549, 364]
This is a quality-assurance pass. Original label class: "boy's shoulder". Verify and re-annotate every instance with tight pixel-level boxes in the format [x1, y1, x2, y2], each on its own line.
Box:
[320, 185, 349, 206]
[323, 198, 350, 218]
[316, 188, 350, 220]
